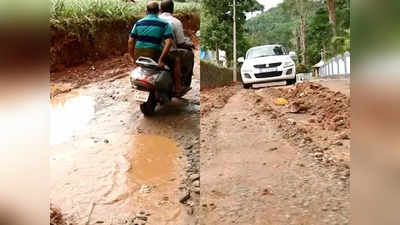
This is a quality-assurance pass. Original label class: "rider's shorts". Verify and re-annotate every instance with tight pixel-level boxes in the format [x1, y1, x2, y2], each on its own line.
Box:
[134, 48, 161, 62]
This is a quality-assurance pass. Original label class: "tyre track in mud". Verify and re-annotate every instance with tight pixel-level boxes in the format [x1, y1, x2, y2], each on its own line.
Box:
[200, 82, 350, 225]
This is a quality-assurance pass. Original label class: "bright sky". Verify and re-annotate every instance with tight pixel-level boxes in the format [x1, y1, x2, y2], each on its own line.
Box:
[246, 0, 284, 19]
[257, 0, 284, 10]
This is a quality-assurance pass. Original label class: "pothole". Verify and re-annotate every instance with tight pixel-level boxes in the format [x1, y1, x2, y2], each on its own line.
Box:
[129, 135, 181, 187]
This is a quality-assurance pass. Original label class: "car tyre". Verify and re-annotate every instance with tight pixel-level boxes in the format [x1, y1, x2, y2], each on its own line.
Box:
[287, 78, 296, 85]
[243, 83, 252, 89]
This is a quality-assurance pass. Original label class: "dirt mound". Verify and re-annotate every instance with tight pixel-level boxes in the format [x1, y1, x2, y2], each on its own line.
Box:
[200, 84, 240, 116]
[275, 82, 350, 132]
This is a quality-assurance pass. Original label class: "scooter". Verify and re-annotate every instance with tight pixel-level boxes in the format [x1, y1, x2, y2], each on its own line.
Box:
[130, 56, 193, 116]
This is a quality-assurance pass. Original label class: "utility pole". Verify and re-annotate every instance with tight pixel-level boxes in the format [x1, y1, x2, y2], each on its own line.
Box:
[232, 0, 237, 82]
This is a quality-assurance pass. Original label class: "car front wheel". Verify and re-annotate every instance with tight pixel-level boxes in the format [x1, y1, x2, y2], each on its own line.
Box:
[243, 83, 252, 89]
[287, 78, 296, 85]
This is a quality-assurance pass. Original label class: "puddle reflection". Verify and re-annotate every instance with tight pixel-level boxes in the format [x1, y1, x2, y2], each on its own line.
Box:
[51, 92, 95, 145]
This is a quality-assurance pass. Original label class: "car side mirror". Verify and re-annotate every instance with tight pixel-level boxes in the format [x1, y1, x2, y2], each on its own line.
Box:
[289, 51, 297, 58]
[238, 57, 245, 63]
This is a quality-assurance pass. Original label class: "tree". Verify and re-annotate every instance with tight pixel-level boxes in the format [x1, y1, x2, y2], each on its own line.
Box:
[201, 0, 263, 66]
[327, 0, 336, 36]
[281, 0, 318, 65]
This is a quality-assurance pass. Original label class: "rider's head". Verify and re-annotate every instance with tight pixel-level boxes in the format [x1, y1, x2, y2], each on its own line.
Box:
[161, 0, 174, 14]
[146, 1, 159, 15]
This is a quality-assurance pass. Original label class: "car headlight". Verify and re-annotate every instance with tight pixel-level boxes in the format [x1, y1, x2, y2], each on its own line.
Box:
[283, 61, 294, 68]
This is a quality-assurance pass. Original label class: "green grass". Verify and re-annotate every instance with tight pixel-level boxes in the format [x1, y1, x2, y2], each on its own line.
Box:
[50, 0, 200, 30]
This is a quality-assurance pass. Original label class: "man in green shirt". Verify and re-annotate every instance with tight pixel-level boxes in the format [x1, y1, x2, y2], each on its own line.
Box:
[128, 1, 184, 93]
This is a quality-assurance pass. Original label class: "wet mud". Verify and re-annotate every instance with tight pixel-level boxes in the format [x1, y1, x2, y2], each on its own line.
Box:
[50, 51, 200, 225]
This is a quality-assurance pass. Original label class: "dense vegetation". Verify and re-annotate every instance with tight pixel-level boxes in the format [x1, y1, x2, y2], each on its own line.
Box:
[246, 0, 350, 69]
[50, 0, 200, 31]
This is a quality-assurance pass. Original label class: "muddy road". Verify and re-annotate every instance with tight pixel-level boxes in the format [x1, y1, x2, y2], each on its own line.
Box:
[50, 49, 200, 225]
[200, 80, 350, 225]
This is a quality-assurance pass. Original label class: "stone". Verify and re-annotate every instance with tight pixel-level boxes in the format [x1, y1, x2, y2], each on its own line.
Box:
[314, 152, 323, 158]
[337, 133, 350, 140]
[269, 147, 278, 152]
[193, 187, 200, 194]
[189, 173, 200, 182]
[179, 191, 190, 203]
[287, 119, 296, 125]
[304, 137, 313, 143]
[334, 141, 343, 146]
[192, 180, 200, 187]
[131, 218, 146, 225]
[135, 212, 147, 221]
[185, 144, 193, 150]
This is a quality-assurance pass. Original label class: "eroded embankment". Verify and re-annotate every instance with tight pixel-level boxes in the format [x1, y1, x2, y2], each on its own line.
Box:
[50, 13, 200, 72]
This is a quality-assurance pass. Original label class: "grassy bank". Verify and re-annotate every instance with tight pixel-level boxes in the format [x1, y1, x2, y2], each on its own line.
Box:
[50, 0, 199, 32]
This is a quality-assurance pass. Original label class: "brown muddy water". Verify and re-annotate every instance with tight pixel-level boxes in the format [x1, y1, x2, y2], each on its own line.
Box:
[129, 135, 180, 186]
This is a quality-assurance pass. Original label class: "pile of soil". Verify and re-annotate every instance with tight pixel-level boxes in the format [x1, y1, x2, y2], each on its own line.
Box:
[200, 84, 240, 116]
[274, 82, 350, 132]
[249, 82, 351, 166]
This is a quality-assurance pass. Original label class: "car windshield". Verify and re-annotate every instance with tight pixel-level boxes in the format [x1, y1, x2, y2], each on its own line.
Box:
[247, 46, 285, 59]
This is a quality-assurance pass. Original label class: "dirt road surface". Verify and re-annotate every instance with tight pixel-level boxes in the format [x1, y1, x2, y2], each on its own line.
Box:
[200, 80, 350, 225]
[50, 48, 200, 225]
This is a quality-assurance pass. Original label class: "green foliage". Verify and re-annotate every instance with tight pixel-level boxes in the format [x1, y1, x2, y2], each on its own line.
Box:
[246, 6, 295, 50]
[50, 0, 200, 32]
[296, 63, 308, 73]
[306, 6, 332, 65]
[246, 0, 350, 67]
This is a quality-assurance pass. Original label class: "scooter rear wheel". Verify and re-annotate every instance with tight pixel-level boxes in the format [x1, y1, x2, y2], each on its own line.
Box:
[140, 92, 157, 116]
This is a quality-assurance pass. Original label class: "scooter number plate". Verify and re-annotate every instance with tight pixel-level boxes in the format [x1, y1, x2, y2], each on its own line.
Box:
[134, 90, 150, 102]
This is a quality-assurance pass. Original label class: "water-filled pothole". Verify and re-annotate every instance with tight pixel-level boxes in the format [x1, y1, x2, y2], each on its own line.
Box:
[129, 135, 180, 186]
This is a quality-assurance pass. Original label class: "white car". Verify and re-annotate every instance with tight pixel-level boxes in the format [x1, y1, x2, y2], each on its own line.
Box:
[238, 44, 297, 89]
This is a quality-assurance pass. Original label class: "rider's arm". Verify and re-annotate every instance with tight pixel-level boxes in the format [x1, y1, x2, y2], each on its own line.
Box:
[128, 37, 136, 64]
[128, 23, 138, 64]
[158, 38, 173, 67]
[158, 23, 174, 67]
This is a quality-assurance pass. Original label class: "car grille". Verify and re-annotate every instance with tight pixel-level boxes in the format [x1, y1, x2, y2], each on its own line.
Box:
[254, 71, 282, 78]
[254, 62, 282, 69]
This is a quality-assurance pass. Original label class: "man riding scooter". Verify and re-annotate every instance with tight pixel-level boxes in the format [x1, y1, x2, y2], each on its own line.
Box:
[127, 1, 186, 95]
